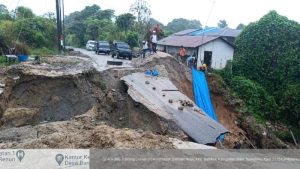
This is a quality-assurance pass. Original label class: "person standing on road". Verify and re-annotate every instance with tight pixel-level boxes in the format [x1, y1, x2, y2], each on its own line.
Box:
[95, 41, 99, 54]
[151, 31, 158, 53]
[142, 40, 148, 58]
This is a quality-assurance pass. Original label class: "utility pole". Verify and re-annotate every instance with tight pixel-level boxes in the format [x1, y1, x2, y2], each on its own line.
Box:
[61, 0, 65, 50]
[56, 0, 63, 53]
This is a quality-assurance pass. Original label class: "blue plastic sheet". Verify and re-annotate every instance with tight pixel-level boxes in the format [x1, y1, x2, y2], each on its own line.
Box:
[192, 68, 218, 121]
[192, 68, 226, 141]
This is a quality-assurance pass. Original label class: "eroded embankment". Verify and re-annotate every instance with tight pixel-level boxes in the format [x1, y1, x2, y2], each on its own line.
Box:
[0, 56, 188, 148]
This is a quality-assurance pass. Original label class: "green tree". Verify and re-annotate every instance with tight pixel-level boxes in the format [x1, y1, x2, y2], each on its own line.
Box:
[279, 84, 300, 124]
[126, 31, 138, 48]
[233, 11, 300, 92]
[236, 23, 246, 30]
[230, 76, 279, 120]
[130, 0, 151, 23]
[233, 10, 300, 125]
[77, 5, 100, 21]
[94, 9, 114, 20]
[16, 6, 34, 19]
[148, 18, 164, 28]
[166, 18, 202, 33]
[13, 17, 56, 48]
[130, 0, 152, 42]
[85, 18, 101, 40]
[116, 13, 135, 34]
[218, 19, 228, 28]
[42, 12, 56, 22]
[0, 4, 11, 21]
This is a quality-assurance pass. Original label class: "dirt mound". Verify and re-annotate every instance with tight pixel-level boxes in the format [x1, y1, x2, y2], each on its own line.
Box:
[0, 110, 173, 149]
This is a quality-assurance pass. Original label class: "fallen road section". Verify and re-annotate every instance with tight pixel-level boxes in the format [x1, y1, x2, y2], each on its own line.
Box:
[122, 73, 229, 144]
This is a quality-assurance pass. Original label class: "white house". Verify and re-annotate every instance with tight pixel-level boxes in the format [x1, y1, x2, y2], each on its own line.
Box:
[157, 28, 240, 69]
[197, 38, 234, 69]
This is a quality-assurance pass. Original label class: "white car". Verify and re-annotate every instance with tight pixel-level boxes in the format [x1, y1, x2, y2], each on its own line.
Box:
[86, 40, 96, 51]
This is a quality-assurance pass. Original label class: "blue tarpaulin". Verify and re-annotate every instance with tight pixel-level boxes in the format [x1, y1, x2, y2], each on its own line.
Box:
[192, 68, 218, 121]
[192, 68, 226, 141]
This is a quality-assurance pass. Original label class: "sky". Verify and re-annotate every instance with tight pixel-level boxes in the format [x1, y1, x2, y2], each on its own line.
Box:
[1, 0, 299, 28]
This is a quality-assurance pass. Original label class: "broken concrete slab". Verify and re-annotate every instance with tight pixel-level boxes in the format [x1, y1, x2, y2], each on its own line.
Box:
[6, 55, 95, 77]
[122, 73, 228, 145]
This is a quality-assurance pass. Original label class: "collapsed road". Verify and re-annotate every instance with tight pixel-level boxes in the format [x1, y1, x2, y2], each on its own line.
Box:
[122, 73, 228, 144]
[0, 50, 227, 148]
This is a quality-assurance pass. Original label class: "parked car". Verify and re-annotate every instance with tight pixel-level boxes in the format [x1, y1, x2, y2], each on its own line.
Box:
[95, 41, 110, 55]
[86, 40, 96, 51]
[111, 42, 133, 60]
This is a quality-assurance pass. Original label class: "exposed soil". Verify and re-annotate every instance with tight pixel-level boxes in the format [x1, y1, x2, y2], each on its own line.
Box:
[0, 109, 173, 149]
[0, 54, 186, 148]
[207, 73, 290, 149]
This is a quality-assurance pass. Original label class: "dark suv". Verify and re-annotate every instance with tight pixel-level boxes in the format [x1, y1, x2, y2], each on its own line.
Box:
[95, 41, 110, 55]
[111, 42, 132, 60]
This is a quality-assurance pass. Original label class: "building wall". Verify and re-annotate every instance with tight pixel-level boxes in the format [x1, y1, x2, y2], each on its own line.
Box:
[157, 44, 197, 57]
[197, 39, 234, 69]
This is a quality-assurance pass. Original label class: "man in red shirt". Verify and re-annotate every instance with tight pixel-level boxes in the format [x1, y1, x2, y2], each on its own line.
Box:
[179, 46, 186, 62]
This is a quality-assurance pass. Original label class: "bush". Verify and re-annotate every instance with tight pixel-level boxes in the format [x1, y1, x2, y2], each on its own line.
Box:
[279, 84, 300, 125]
[126, 31, 139, 48]
[230, 76, 280, 120]
[218, 60, 233, 84]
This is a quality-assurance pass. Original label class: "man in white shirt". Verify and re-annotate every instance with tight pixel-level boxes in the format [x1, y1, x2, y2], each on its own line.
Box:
[142, 41, 148, 58]
[151, 31, 157, 53]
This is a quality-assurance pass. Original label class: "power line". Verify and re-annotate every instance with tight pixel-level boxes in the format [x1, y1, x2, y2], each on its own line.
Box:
[197, 0, 216, 66]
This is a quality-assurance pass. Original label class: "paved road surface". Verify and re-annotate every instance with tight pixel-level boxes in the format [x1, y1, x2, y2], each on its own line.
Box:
[74, 48, 133, 71]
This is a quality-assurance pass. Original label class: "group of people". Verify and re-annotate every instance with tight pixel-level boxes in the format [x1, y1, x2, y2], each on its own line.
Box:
[140, 25, 208, 73]
[142, 30, 157, 58]
[142, 24, 164, 58]
[178, 46, 207, 73]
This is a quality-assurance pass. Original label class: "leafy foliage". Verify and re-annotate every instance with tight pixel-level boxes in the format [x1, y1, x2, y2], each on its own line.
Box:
[166, 18, 202, 33]
[230, 11, 300, 126]
[0, 5, 56, 55]
[236, 23, 246, 30]
[116, 13, 135, 33]
[234, 11, 300, 92]
[218, 19, 228, 28]
[0, 4, 11, 21]
[148, 18, 164, 28]
[230, 76, 279, 120]
[16, 6, 34, 19]
[126, 31, 139, 48]
[279, 84, 300, 124]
